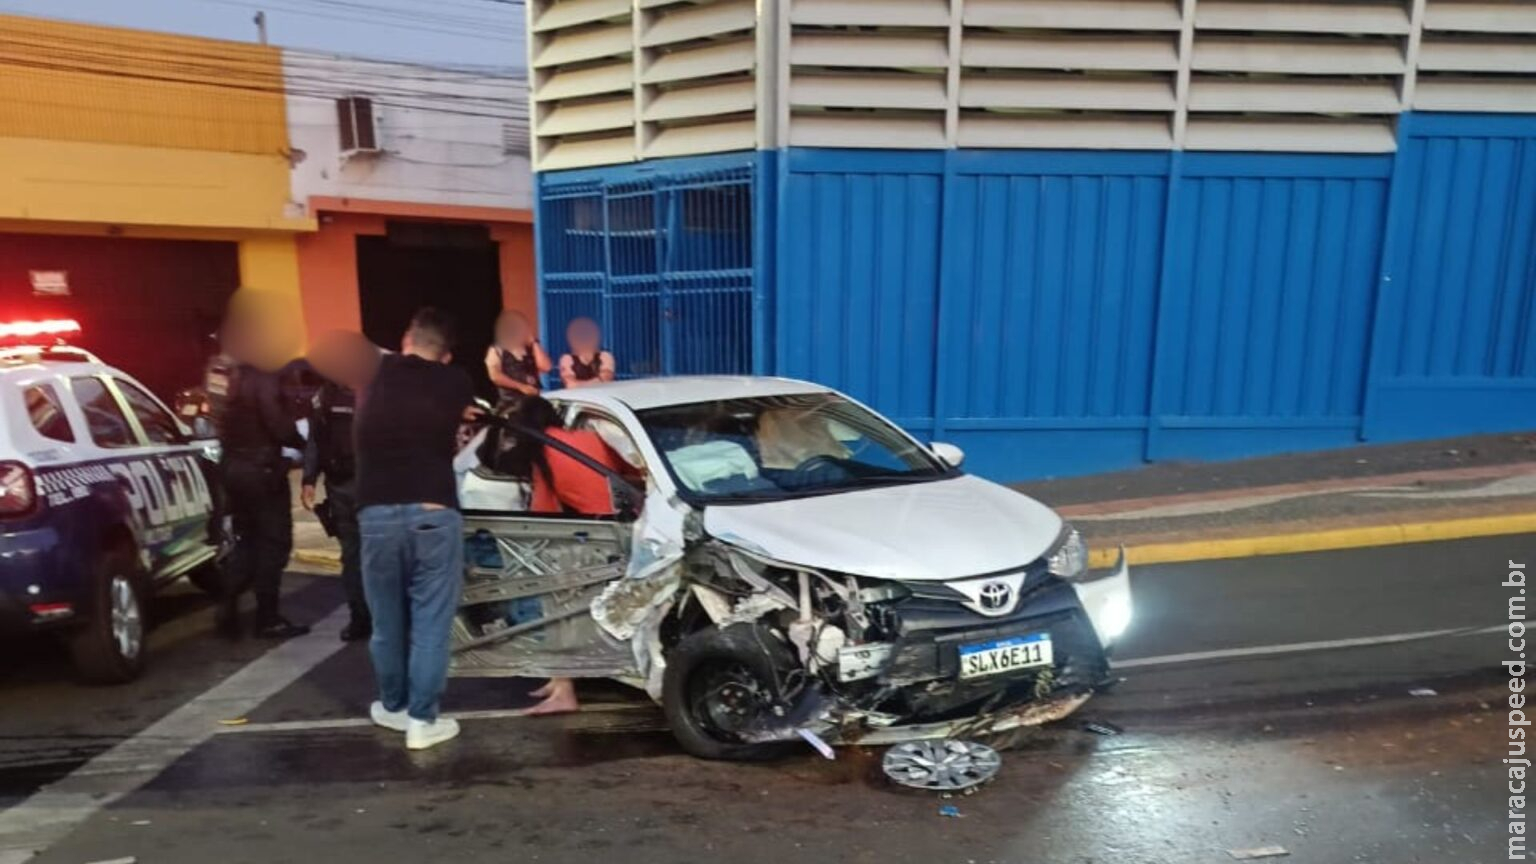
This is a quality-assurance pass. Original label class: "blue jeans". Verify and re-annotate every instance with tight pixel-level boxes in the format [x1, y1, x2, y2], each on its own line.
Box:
[359, 504, 464, 722]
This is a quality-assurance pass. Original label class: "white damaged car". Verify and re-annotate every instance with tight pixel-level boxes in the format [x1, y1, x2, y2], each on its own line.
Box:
[452, 377, 1132, 760]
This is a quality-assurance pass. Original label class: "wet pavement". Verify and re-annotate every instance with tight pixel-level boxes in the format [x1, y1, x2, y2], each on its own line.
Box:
[2, 534, 1528, 864]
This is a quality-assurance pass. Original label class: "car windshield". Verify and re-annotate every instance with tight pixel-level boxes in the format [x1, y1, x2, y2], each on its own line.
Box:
[636, 393, 951, 503]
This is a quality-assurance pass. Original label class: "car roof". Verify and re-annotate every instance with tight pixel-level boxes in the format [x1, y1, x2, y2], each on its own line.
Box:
[0, 357, 117, 380]
[553, 376, 832, 412]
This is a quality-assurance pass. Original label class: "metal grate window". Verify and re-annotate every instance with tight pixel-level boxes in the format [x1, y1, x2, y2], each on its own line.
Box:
[539, 163, 757, 377]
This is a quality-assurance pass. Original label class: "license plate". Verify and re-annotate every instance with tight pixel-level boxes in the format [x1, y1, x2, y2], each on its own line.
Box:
[958, 632, 1053, 680]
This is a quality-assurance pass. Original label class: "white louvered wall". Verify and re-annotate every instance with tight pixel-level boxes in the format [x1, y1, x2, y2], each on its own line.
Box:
[528, 0, 1536, 169]
[1414, 0, 1536, 111]
[529, 0, 758, 170]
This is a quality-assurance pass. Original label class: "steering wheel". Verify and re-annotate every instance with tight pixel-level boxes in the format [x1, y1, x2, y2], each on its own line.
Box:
[790, 454, 845, 481]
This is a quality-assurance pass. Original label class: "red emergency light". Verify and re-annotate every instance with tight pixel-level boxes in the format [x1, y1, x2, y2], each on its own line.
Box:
[0, 318, 81, 341]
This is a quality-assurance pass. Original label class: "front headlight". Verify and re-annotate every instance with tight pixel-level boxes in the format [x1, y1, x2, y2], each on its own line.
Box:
[1047, 526, 1088, 580]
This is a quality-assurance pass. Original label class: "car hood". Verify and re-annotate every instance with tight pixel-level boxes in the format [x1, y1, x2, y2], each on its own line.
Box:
[700, 475, 1063, 583]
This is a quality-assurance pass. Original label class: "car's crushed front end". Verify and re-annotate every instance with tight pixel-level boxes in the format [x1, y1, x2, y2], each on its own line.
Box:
[662, 523, 1131, 753]
[828, 542, 1130, 745]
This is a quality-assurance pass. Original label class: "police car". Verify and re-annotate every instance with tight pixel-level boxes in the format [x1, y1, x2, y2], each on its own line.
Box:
[1, 320, 222, 683]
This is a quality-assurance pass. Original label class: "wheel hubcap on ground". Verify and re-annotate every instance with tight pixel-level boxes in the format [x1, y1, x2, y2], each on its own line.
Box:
[110, 576, 143, 660]
[882, 740, 1002, 791]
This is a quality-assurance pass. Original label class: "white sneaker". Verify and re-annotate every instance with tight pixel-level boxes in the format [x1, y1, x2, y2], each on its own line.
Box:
[406, 717, 460, 751]
[370, 701, 409, 733]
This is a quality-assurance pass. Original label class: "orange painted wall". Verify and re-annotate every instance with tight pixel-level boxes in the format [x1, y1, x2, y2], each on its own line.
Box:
[495, 223, 538, 323]
[295, 210, 536, 342]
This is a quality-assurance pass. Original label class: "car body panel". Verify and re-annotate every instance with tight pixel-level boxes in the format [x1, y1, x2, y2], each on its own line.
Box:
[700, 474, 1063, 582]
[451, 375, 1132, 754]
[0, 353, 220, 637]
[552, 376, 830, 413]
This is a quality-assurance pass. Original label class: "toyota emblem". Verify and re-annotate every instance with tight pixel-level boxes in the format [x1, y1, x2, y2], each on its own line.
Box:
[978, 581, 1012, 612]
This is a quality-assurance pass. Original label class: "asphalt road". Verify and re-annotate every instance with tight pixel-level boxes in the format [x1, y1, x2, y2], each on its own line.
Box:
[1, 534, 1528, 864]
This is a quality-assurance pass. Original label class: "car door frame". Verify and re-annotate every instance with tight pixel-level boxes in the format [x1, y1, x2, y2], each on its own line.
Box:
[453, 419, 650, 680]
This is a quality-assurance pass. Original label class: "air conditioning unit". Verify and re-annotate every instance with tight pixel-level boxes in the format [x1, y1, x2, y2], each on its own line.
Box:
[336, 96, 380, 156]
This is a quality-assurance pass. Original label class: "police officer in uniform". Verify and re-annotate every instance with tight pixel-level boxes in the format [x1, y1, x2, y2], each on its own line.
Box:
[301, 380, 368, 641]
[215, 358, 310, 639]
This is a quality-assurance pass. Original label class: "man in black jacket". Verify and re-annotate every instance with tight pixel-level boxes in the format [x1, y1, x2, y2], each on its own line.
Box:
[217, 363, 310, 639]
[301, 380, 367, 641]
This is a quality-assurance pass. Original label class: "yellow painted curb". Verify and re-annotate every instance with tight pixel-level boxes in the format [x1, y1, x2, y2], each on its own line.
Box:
[1088, 512, 1536, 568]
[292, 549, 341, 567]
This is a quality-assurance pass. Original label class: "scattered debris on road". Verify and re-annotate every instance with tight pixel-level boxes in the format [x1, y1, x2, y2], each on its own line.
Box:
[1079, 719, 1123, 736]
[798, 728, 836, 759]
[1227, 845, 1290, 860]
[1409, 688, 1438, 697]
[938, 805, 962, 818]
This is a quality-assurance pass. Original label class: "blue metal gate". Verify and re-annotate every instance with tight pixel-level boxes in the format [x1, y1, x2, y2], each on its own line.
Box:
[538, 157, 760, 379]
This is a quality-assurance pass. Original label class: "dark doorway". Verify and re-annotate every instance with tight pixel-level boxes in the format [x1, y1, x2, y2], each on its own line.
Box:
[356, 225, 503, 398]
[0, 233, 237, 400]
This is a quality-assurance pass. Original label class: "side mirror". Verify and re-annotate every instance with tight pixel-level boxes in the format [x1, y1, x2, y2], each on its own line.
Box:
[191, 416, 217, 441]
[930, 441, 965, 469]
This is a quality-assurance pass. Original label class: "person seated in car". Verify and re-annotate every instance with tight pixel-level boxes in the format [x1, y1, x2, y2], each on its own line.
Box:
[512, 397, 635, 517]
[757, 405, 849, 472]
[503, 396, 638, 715]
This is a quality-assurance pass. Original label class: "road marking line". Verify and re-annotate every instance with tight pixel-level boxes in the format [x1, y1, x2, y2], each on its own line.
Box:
[214, 628, 1505, 738]
[215, 702, 659, 735]
[1112, 624, 1502, 669]
[0, 607, 351, 861]
[0, 606, 1502, 859]
[1088, 512, 1536, 568]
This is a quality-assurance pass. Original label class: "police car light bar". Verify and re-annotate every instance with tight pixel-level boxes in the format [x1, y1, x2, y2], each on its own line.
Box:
[0, 318, 81, 341]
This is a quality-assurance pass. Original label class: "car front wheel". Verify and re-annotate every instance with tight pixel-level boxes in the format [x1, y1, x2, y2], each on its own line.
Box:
[70, 548, 148, 684]
[661, 623, 802, 761]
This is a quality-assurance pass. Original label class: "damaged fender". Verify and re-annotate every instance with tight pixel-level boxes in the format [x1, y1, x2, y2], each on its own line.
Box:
[591, 489, 691, 698]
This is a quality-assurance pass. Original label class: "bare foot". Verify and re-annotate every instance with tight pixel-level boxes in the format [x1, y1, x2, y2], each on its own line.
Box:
[529, 680, 553, 699]
[519, 678, 579, 716]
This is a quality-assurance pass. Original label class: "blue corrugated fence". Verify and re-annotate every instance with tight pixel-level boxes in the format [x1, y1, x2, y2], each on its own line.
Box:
[535, 113, 1536, 480]
[538, 153, 766, 380]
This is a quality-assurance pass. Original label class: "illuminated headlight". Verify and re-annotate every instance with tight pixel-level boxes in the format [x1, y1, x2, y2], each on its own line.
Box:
[1046, 526, 1088, 580]
[1099, 590, 1133, 641]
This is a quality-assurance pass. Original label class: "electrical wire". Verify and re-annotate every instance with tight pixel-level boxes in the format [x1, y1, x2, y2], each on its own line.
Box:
[0, 27, 529, 85]
[198, 0, 525, 44]
[1, 17, 529, 75]
[229, 0, 523, 38]
[0, 17, 540, 156]
[0, 36, 532, 126]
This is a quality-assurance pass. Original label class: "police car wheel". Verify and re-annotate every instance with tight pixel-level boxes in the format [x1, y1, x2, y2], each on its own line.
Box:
[70, 548, 149, 685]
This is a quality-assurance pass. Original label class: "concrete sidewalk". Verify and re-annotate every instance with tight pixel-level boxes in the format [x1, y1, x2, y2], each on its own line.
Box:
[289, 431, 1536, 571]
[1016, 431, 1536, 566]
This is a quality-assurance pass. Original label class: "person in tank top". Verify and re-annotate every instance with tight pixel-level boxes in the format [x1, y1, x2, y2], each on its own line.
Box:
[485, 310, 550, 406]
[558, 317, 615, 389]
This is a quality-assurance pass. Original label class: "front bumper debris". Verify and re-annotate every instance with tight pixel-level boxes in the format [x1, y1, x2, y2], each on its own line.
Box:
[831, 692, 1093, 746]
